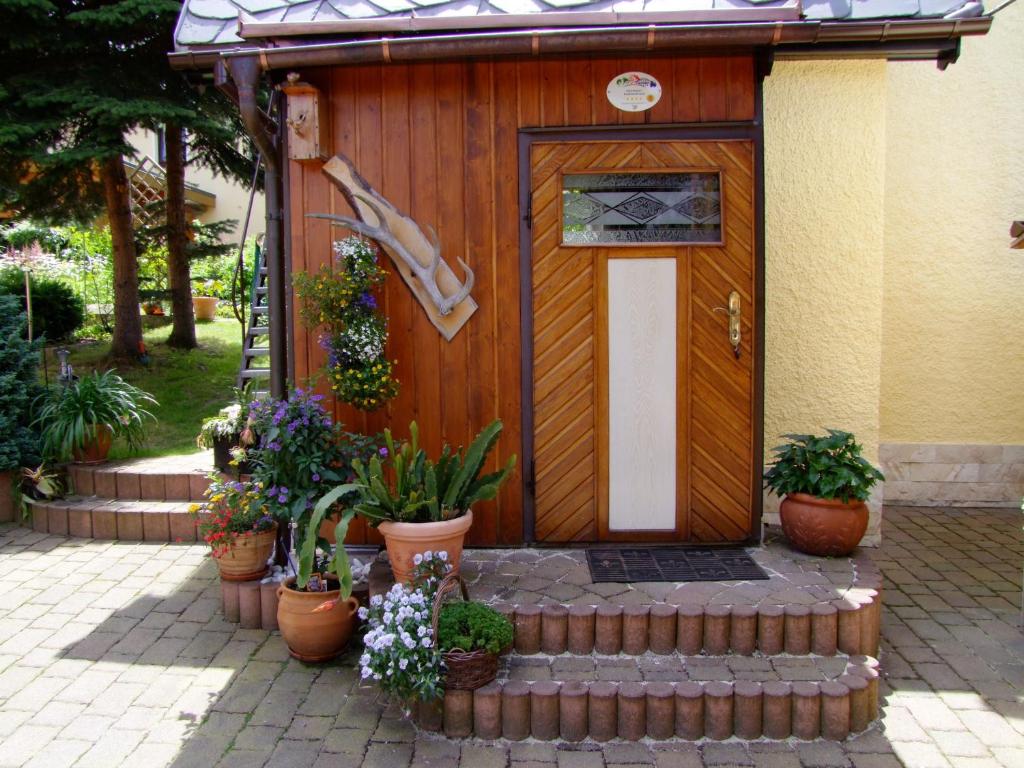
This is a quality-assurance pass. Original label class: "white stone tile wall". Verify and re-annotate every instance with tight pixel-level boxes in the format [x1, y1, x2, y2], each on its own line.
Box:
[880, 444, 1024, 508]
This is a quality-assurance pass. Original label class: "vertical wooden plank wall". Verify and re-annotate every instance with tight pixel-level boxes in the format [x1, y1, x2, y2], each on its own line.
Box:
[287, 53, 755, 545]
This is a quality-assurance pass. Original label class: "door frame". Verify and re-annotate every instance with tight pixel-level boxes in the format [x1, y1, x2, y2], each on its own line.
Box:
[518, 121, 766, 546]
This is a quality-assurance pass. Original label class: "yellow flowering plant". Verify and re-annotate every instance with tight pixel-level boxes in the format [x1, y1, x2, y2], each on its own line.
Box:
[294, 237, 399, 411]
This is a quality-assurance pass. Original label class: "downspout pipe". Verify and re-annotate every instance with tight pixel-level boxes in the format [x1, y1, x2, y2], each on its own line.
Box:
[229, 56, 288, 400]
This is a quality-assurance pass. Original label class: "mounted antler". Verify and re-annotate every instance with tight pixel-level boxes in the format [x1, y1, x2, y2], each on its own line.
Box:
[316, 155, 477, 340]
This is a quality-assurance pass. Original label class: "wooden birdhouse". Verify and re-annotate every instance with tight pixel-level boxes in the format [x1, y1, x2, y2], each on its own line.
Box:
[281, 73, 327, 162]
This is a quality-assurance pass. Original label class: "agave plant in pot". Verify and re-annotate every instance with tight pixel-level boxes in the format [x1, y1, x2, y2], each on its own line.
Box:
[34, 370, 157, 464]
[764, 429, 885, 557]
[350, 419, 516, 583]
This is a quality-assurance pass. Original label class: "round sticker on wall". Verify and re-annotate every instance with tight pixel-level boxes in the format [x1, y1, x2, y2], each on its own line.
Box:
[606, 72, 662, 112]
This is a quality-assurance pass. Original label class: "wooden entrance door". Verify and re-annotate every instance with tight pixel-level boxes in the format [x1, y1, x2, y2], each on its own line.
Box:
[530, 140, 757, 543]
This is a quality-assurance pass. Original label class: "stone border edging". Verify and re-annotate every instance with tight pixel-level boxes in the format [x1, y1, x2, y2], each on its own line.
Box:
[220, 578, 280, 630]
[421, 655, 880, 742]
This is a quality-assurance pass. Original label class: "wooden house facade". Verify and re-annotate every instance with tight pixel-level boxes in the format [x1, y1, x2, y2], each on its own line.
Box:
[170, 0, 991, 547]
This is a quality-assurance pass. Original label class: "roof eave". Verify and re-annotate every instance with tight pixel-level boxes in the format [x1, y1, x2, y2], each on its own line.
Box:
[169, 16, 993, 71]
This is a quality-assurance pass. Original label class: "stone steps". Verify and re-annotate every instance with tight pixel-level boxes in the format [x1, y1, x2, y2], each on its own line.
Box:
[384, 556, 887, 743]
[426, 656, 881, 742]
[27, 496, 199, 541]
[67, 456, 213, 501]
[26, 453, 221, 542]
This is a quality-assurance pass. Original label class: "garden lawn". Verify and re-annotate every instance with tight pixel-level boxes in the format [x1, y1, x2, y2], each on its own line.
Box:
[47, 318, 244, 459]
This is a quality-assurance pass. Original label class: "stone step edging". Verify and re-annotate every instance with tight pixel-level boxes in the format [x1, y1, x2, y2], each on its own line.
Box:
[423, 656, 881, 742]
[27, 497, 198, 542]
[498, 591, 881, 659]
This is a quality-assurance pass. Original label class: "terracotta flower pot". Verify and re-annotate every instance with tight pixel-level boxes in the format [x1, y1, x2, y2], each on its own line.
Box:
[214, 524, 277, 581]
[0, 469, 16, 524]
[72, 425, 114, 465]
[193, 296, 218, 321]
[377, 510, 473, 583]
[277, 576, 361, 662]
[779, 492, 868, 557]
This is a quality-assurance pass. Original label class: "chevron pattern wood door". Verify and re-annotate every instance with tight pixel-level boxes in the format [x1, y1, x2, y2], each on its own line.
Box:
[530, 140, 756, 543]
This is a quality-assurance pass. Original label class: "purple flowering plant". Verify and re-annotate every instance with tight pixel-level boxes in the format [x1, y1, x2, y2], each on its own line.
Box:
[243, 387, 384, 563]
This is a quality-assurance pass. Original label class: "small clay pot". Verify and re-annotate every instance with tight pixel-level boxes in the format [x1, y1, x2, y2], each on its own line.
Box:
[377, 510, 473, 583]
[215, 524, 277, 581]
[277, 576, 361, 662]
[72, 425, 114, 465]
[780, 493, 868, 557]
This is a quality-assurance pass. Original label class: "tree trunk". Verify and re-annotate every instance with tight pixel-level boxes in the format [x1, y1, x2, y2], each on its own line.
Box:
[165, 124, 196, 349]
[100, 155, 143, 360]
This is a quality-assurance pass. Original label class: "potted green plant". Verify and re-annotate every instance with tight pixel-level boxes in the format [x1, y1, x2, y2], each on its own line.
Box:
[0, 295, 42, 521]
[433, 573, 513, 690]
[34, 370, 157, 464]
[191, 278, 222, 321]
[349, 420, 516, 583]
[276, 479, 362, 662]
[196, 385, 261, 473]
[764, 429, 885, 557]
[191, 476, 277, 581]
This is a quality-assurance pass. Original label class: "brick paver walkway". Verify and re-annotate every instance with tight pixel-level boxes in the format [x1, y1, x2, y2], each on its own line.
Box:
[0, 506, 1021, 768]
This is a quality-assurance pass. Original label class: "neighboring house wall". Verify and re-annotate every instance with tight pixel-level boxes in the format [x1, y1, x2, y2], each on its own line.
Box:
[763, 61, 888, 542]
[126, 129, 265, 239]
[763, 4, 1024, 531]
[880, 3, 1024, 507]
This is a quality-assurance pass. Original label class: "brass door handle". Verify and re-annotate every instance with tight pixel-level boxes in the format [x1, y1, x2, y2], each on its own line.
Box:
[713, 291, 741, 359]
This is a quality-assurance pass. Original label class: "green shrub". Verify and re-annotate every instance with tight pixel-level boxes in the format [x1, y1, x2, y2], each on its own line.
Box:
[0, 269, 86, 341]
[0, 295, 43, 470]
[437, 601, 513, 655]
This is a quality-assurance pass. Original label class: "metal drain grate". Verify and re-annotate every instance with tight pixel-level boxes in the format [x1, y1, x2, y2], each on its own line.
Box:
[585, 547, 768, 583]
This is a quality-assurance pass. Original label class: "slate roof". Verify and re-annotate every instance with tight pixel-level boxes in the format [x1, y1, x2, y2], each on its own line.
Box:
[175, 0, 986, 49]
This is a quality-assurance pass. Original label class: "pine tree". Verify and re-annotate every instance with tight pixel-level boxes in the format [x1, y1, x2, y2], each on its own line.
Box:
[0, 295, 42, 471]
[0, 0, 254, 357]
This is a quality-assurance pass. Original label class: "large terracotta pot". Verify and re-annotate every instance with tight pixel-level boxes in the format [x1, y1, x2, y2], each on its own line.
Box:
[192, 296, 218, 321]
[779, 493, 868, 557]
[0, 470, 15, 523]
[214, 524, 277, 581]
[72, 425, 113, 465]
[377, 510, 473, 583]
[277, 576, 361, 662]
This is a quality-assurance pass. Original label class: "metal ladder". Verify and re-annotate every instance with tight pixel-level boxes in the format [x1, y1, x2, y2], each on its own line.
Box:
[236, 242, 271, 396]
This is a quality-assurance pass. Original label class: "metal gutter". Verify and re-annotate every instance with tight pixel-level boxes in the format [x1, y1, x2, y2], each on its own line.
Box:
[169, 17, 992, 71]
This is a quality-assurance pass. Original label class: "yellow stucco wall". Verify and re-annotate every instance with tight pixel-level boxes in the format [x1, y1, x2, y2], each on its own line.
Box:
[880, 5, 1024, 445]
[763, 61, 888, 465]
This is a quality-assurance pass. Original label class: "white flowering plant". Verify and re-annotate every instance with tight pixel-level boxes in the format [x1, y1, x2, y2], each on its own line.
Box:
[358, 550, 451, 704]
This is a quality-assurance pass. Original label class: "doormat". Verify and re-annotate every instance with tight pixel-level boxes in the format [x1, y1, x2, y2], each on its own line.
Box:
[585, 547, 768, 583]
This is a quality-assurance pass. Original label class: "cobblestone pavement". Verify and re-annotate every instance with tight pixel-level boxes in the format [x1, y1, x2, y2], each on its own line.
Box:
[0, 506, 1021, 768]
